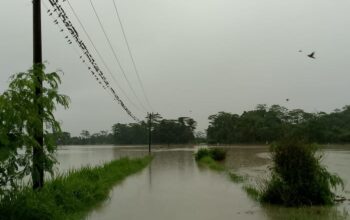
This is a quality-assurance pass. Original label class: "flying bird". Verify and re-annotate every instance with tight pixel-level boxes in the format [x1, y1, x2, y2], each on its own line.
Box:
[298, 50, 302, 52]
[308, 52, 316, 59]
[286, 98, 290, 102]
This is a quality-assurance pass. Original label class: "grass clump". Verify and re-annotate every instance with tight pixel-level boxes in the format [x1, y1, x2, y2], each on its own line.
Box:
[229, 172, 245, 183]
[197, 156, 225, 171]
[260, 139, 344, 206]
[243, 185, 261, 201]
[0, 156, 151, 220]
[195, 148, 226, 161]
[195, 148, 227, 171]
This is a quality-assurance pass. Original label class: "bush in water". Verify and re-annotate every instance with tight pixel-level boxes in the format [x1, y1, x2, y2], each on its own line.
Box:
[261, 139, 344, 206]
[195, 148, 226, 161]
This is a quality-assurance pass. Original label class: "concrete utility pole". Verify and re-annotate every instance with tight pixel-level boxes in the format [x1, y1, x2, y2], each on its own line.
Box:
[148, 112, 152, 154]
[32, 0, 44, 189]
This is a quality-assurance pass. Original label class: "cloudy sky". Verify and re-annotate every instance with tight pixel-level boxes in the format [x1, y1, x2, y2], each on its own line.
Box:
[1, 0, 350, 136]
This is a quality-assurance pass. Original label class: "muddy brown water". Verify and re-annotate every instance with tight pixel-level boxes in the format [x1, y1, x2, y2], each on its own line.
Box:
[55, 145, 350, 220]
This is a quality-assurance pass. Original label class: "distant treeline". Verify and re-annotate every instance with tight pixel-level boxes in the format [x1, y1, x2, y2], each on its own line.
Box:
[207, 104, 350, 144]
[57, 115, 198, 145]
[58, 105, 350, 146]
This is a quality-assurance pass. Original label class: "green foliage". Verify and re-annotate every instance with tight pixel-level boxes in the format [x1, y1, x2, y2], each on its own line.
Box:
[110, 116, 197, 145]
[260, 139, 344, 206]
[207, 104, 350, 144]
[0, 157, 151, 220]
[210, 148, 226, 161]
[243, 185, 261, 201]
[112, 122, 148, 145]
[195, 148, 226, 161]
[197, 156, 225, 171]
[60, 116, 198, 146]
[229, 172, 245, 183]
[195, 148, 227, 171]
[57, 130, 114, 145]
[195, 148, 211, 161]
[0, 64, 69, 194]
[57, 114, 197, 145]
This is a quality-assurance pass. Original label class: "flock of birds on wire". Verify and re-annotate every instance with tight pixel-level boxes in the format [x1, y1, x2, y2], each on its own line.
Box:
[45, 0, 144, 122]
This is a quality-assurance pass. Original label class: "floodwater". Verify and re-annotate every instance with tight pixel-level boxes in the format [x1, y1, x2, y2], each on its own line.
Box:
[55, 145, 350, 220]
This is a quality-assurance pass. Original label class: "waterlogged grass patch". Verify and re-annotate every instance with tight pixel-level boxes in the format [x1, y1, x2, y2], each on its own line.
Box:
[197, 156, 225, 171]
[0, 156, 152, 220]
[229, 172, 245, 183]
[195, 148, 247, 183]
[195, 148, 227, 171]
[195, 148, 226, 161]
[243, 185, 261, 201]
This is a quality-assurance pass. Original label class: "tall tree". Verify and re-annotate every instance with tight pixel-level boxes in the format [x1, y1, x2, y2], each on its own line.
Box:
[0, 65, 69, 193]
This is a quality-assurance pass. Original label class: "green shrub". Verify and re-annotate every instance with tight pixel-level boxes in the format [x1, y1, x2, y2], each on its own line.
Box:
[195, 148, 211, 161]
[209, 148, 226, 161]
[261, 139, 343, 206]
[195, 148, 226, 161]
[229, 172, 245, 183]
[243, 185, 261, 201]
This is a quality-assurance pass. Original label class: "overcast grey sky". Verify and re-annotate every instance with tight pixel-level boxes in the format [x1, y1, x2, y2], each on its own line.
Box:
[1, 0, 350, 136]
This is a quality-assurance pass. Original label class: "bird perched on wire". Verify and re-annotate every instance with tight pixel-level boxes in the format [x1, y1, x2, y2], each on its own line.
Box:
[308, 52, 316, 59]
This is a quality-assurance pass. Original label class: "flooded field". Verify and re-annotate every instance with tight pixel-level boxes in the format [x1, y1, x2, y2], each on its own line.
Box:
[55, 145, 350, 220]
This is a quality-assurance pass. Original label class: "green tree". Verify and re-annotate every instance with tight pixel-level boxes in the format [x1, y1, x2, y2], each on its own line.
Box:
[56, 132, 71, 145]
[0, 65, 69, 193]
[112, 123, 148, 145]
[207, 104, 350, 144]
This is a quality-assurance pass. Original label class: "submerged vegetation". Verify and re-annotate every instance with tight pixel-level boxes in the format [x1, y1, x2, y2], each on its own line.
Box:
[260, 139, 344, 206]
[195, 148, 227, 171]
[195, 148, 226, 161]
[196, 156, 225, 171]
[229, 172, 245, 183]
[0, 156, 151, 220]
[195, 148, 250, 191]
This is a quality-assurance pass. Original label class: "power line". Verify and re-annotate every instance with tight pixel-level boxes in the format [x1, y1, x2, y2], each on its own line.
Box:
[89, 0, 150, 113]
[47, 0, 141, 122]
[111, 0, 154, 112]
[43, 2, 115, 100]
[65, 0, 146, 114]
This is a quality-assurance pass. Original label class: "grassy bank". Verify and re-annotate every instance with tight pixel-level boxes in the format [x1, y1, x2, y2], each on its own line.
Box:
[197, 156, 225, 171]
[195, 148, 227, 171]
[0, 156, 152, 220]
[195, 148, 246, 181]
